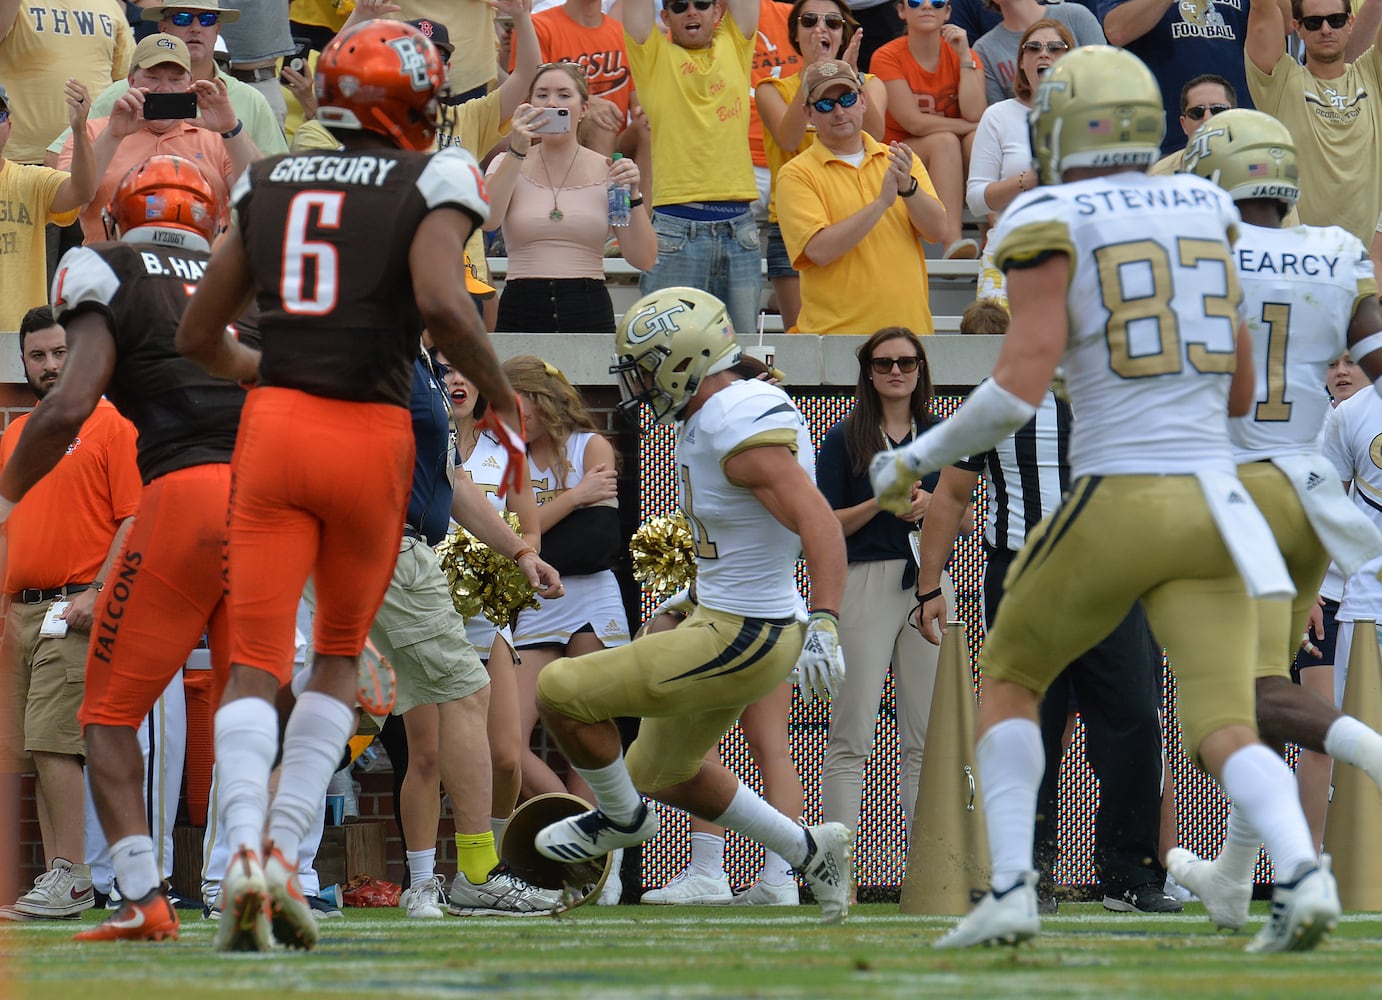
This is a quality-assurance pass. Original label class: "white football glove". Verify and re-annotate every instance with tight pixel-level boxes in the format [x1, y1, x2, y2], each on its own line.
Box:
[650, 586, 696, 619]
[792, 611, 846, 700]
[869, 450, 918, 516]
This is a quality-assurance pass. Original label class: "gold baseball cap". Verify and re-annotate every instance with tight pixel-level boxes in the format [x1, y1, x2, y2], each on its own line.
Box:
[131, 33, 192, 72]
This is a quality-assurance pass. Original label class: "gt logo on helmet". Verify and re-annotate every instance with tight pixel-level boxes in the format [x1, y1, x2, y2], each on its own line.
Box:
[626, 301, 688, 342]
[387, 36, 433, 91]
[1182, 126, 1226, 171]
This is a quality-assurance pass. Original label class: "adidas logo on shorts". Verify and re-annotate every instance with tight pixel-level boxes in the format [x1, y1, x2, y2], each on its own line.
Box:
[602, 619, 622, 636]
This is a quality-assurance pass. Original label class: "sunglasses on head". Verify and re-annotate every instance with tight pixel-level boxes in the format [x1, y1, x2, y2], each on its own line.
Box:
[1021, 39, 1069, 53]
[799, 11, 846, 28]
[811, 89, 860, 112]
[168, 10, 220, 26]
[666, 0, 714, 12]
[1184, 102, 1231, 120]
[905, 0, 948, 9]
[1300, 11, 1349, 29]
[870, 356, 921, 374]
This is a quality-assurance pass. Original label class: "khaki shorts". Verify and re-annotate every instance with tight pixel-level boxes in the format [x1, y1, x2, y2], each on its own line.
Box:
[1238, 462, 1330, 681]
[1, 599, 89, 770]
[981, 474, 1258, 759]
[536, 605, 803, 792]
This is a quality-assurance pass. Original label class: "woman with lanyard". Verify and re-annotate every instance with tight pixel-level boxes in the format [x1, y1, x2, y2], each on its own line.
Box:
[816, 327, 965, 893]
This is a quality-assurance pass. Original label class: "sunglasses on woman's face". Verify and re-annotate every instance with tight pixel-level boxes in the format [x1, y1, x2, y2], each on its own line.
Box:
[666, 0, 714, 13]
[1021, 40, 1069, 54]
[870, 356, 921, 374]
[799, 11, 846, 28]
[811, 89, 860, 113]
[1299, 11, 1348, 29]
[168, 10, 221, 26]
[1183, 102, 1231, 120]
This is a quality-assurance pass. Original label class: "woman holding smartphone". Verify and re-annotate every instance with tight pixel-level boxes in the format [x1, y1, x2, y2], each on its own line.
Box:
[484, 62, 657, 333]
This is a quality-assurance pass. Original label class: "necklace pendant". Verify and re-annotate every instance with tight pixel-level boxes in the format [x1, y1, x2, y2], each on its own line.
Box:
[549, 208, 564, 221]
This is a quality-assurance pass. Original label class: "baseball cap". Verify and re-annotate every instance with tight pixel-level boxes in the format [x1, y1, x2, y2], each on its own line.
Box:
[800, 60, 863, 105]
[464, 252, 495, 299]
[131, 33, 193, 73]
[406, 18, 454, 56]
[142, 0, 241, 23]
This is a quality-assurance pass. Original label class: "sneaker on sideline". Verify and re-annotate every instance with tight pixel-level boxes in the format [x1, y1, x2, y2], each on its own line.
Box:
[73, 888, 179, 943]
[10, 858, 94, 918]
[800, 823, 853, 925]
[213, 847, 272, 952]
[641, 869, 733, 906]
[731, 878, 799, 906]
[535, 803, 659, 865]
[1246, 856, 1340, 954]
[1103, 881, 1184, 914]
[935, 871, 1040, 949]
[263, 842, 318, 950]
[447, 863, 562, 917]
[402, 876, 446, 919]
[306, 894, 343, 920]
[1166, 847, 1250, 930]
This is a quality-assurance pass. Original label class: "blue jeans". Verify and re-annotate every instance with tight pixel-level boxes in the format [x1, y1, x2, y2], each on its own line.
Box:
[640, 211, 762, 338]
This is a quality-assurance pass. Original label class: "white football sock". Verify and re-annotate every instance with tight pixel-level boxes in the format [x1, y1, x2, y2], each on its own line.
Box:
[688, 831, 726, 879]
[977, 717, 1045, 892]
[1324, 715, 1382, 790]
[1217, 805, 1262, 884]
[110, 834, 160, 902]
[491, 816, 508, 844]
[407, 849, 437, 888]
[213, 697, 279, 855]
[713, 781, 808, 868]
[1220, 744, 1316, 883]
[572, 754, 643, 826]
[760, 849, 793, 886]
[267, 691, 356, 864]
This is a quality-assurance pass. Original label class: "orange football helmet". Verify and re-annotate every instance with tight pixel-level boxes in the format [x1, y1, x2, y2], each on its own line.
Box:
[315, 20, 446, 152]
[103, 154, 224, 243]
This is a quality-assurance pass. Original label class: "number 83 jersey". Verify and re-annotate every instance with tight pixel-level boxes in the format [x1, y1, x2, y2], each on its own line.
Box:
[1229, 222, 1376, 463]
[993, 172, 1244, 478]
[234, 145, 489, 407]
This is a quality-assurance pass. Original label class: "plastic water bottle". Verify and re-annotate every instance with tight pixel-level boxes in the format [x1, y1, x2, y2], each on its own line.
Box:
[608, 152, 631, 228]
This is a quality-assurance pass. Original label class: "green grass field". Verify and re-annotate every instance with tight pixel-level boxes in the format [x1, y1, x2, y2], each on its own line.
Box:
[5, 902, 1382, 999]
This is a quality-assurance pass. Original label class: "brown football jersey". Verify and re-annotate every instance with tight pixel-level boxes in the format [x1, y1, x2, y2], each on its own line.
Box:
[234, 145, 489, 407]
[51, 234, 258, 485]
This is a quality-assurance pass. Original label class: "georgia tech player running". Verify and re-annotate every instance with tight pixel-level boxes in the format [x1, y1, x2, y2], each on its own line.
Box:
[0, 156, 241, 943]
[1167, 109, 1382, 932]
[176, 21, 525, 952]
[529, 288, 856, 924]
[870, 47, 1338, 952]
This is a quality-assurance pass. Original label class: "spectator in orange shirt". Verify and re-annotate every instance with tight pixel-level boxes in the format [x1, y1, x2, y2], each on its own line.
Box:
[524, 0, 635, 158]
[871, 0, 983, 258]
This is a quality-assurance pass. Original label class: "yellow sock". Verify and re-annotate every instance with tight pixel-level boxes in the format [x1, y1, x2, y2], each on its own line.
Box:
[455, 831, 500, 885]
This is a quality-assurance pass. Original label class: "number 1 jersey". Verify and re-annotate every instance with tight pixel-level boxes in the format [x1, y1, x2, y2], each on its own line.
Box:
[233, 145, 489, 407]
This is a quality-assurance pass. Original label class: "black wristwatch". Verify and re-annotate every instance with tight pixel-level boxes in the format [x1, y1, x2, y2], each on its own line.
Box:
[899, 177, 919, 198]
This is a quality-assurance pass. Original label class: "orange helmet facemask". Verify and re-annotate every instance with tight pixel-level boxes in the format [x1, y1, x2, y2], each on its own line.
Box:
[103, 153, 225, 243]
[315, 19, 446, 151]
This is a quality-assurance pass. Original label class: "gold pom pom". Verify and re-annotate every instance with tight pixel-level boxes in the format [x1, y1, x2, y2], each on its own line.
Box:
[435, 512, 540, 630]
[629, 513, 697, 598]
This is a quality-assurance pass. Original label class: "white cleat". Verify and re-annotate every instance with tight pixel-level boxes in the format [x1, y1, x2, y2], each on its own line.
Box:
[213, 848, 272, 953]
[1246, 855, 1340, 954]
[401, 876, 446, 919]
[935, 871, 1040, 949]
[640, 869, 733, 906]
[535, 803, 659, 864]
[1166, 847, 1251, 931]
[263, 842, 319, 950]
[799, 823, 853, 925]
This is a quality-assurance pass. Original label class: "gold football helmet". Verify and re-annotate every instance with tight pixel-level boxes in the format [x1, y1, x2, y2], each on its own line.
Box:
[611, 287, 741, 423]
[1182, 108, 1300, 209]
[1029, 46, 1165, 184]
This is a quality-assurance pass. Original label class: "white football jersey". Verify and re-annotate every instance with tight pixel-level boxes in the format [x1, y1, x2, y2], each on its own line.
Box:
[993, 172, 1243, 478]
[1322, 389, 1382, 618]
[678, 378, 813, 619]
[461, 431, 510, 513]
[1230, 223, 1376, 462]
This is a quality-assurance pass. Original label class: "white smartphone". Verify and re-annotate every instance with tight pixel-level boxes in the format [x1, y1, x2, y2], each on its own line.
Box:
[532, 107, 572, 135]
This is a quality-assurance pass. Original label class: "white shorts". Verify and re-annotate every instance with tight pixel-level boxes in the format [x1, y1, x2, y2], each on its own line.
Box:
[512, 570, 630, 649]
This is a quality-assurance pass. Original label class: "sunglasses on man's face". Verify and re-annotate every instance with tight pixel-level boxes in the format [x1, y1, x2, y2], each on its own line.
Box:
[799, 12, 845, 28]
[811, 89, 860, 113]
[870, 356, 921, 374]
[1184, 102, 1231, 120]
[666, 0, 714, 13]
[168, 10, 221, 26]
[905, 0, 948, 9]
[1299, 11, 1349, 29]
[1021, 40, 1069, 54]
